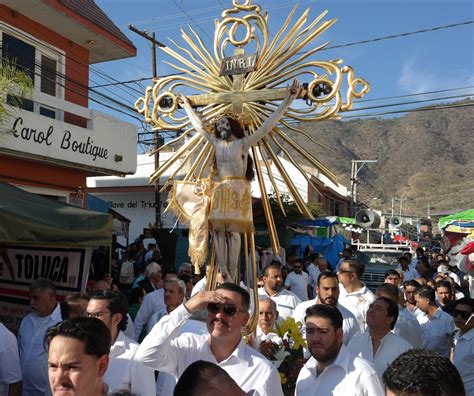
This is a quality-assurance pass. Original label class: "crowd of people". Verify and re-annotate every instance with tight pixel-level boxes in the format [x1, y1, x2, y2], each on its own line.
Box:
[0, 241, 473, 396]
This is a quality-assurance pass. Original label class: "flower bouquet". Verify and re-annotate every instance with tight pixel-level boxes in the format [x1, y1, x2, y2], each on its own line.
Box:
[259, 317, 307, 396]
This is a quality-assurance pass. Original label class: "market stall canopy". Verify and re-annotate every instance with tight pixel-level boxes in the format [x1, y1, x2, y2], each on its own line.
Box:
[0, 183, 112, 246]
[439, 209, 474, 230]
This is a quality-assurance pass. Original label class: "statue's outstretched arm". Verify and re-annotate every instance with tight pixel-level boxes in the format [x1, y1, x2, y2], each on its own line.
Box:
[244, 79, 301, 148]
[177, 94, 214, 143]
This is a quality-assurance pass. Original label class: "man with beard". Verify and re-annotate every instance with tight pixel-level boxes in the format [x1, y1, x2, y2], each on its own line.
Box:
[136, 283, 283, 396]
[258, 263, 301, 321]
[45, 318, 110, 396]
[87, 290, 155, 394]
[296, 305, 383, 395]
[292, 272, 360, 345]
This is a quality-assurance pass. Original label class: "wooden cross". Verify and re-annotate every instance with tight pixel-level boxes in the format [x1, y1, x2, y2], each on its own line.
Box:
[186, 47, 307, 115]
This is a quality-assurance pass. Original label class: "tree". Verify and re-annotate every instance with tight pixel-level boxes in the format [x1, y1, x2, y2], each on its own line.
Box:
[267, 192, 325, 223]
[0, 60, 33, 127]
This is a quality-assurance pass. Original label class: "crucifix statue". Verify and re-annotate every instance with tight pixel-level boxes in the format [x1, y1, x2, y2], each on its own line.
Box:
[135, 0, 370, 330]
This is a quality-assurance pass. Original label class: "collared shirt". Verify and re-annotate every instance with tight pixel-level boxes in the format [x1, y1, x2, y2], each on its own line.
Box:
[295, 344, 383, 396]
[394, 307, 423, 348]
[306, 264, 321, 290]
[292, 300, 360, 345]
[133, 288, 165, 340]
[258, 287, 302, 320]
[396, 266, 420, 282]
[18, 304, 62, 396]
[135, 304, 283, 396]
[347, 331, 412, 380]
[284, 271, 310, 301]
[338, 284, 375, 332]
[250, 326, 283, 350]
[104, 331, 155, 395]
[453, 328, 474, 395]
[0, 323, 22, 395]
[417, 308, 455, 357]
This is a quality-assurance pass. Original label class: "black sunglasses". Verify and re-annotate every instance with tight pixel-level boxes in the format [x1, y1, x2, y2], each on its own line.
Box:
[453, 309, 472, 321]
[207, 302, 241, 317]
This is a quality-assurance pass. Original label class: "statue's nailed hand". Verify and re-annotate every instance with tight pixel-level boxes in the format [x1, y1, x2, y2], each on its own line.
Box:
[176, 93, 190, 107]
[286, 78, 302, 99]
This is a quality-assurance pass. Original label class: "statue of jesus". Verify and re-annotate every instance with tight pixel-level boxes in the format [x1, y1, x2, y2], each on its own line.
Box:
[177, 79, 301, 283]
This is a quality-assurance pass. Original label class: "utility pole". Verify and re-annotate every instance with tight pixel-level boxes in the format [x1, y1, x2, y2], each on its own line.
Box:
[350, 159, 377, 217]
[129, 25, 166, 228]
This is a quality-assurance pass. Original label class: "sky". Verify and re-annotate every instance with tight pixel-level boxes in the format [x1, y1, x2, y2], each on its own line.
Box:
[93, 0, 474, 142]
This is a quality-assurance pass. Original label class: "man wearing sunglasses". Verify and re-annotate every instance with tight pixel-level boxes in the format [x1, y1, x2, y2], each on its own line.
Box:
[452, 297, 474, 395]
[136, 282, 283, 396]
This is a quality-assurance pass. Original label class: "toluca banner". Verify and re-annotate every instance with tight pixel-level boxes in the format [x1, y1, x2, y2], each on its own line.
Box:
[0, 245, 92, 332]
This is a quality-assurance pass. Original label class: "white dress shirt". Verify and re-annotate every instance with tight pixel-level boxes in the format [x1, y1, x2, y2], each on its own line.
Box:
[258, 287, 302, 320]
[133, 288, 165, 340]
[285, 271, 310, 301]
[292, 300, 360, 345]
[135, 304, 283, 396]
[250, 326, 283, 350]
[104, 331, 155, 395]
[18, 304, 62, 396]
[453, 328, 474, 395]
[0, 323, 22, 395]
[347, 331, 412, 380]
[417, 308, 455, 357]
[338, 284, 375, 332]
[306, 264, 321, 290]
[295, 344, 384, 396]
[393, 307, 422, 348]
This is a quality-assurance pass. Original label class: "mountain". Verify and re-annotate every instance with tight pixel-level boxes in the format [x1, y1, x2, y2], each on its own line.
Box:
[284, 100, 474, 216]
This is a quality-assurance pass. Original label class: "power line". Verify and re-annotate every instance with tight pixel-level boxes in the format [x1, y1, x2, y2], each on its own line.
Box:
[321, 20, 474, 52]
[172, 0, 213, 43]
[94, 20, 473, 88]
[340, 102, 474, 119]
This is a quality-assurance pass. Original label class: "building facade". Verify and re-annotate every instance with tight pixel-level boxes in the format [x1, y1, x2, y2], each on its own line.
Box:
[0, 0, 137, 201]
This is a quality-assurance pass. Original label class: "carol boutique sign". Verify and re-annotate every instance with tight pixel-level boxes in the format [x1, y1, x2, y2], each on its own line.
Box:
[1, 108, 137, 175]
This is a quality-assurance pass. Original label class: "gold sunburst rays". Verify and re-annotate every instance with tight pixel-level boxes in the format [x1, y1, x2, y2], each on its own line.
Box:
[136, 0, 371, 234]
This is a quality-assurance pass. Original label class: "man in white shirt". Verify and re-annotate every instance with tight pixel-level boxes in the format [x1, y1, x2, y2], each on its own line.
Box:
[146, 279, 187, 333]
[397, 256, 419, 282]
[18, 278, 62, 396]
[258, 263, 301, 320]
[284, 260, 310, 301]
[296, 304, 383, 395]
[414, 286, 455, 358]
[136, 283, 283, 396]
[335, 248, 353, 273]
[337, 259, 375, 332]
[382, 349, 466, 396]
[306, 254, 326, 291]
[384, 269, 402, 287]
[403, 279, 426, 322]
[452, 297, 474, 395]
[0, 322, 22, 396]
[87, 290, 155, 394]
[292, 271, 360, 345]
[250, 297, 282, 350]
[376, 283, 422, 348]
[45, 317, 110, 396]
[347, 297, 412, 379]
[134, 271, 179, 340]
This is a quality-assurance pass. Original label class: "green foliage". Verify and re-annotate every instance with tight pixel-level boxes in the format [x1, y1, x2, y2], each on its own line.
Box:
[0, 60, 33, 126]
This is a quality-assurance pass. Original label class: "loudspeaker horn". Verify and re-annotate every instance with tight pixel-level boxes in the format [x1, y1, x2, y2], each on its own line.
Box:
[355, 209, 381, 228]
[389, 216, 402, 228]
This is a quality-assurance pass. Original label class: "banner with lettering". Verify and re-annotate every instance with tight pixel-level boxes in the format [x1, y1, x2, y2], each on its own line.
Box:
[0, 245, 92, 332]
